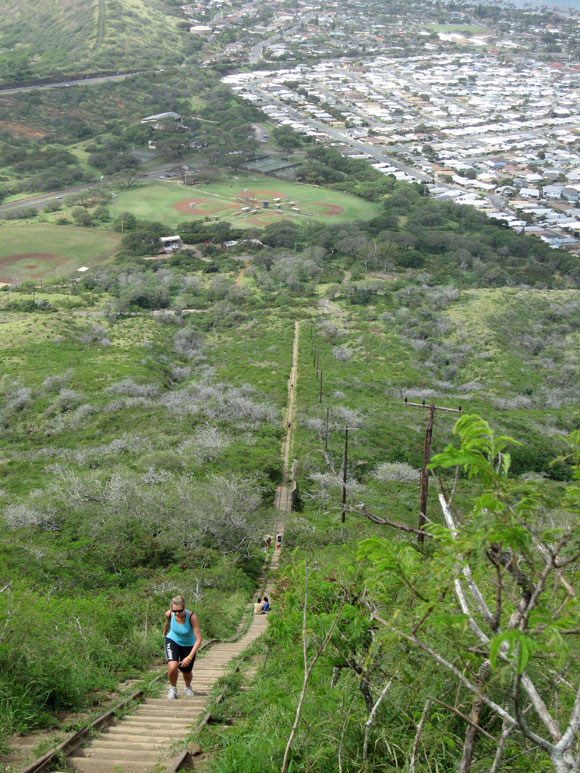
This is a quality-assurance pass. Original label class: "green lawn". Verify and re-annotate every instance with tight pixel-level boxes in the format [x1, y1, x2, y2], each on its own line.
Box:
[108, 174, 380, 228]
[0, 223, 120, 281]
[426, 23, 489, 35]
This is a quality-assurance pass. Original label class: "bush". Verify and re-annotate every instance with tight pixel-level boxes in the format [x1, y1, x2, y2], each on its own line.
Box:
[4, 206, 38, 220]
[372, 462, 419, 482]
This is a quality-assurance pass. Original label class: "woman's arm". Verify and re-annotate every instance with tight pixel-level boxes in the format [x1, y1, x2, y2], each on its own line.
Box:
[185, 614, 202, 661]
[163, 610, 171, 637]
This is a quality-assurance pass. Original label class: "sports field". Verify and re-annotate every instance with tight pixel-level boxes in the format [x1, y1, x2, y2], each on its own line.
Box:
[0, 224, 120, 283]
[109, 173, 380, 228]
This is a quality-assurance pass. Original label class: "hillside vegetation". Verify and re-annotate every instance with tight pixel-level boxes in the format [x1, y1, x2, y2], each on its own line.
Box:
[0, 141, 579, 771]
[0, 0, 189, 84]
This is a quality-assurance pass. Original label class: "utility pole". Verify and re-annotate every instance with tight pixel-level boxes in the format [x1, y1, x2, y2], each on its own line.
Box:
[319, 369, 323, 404]
[340, 427, 360, 523]
[403, 398, 462, 543]
[325, 407, 329, 450]
[342, 427, 348, 523]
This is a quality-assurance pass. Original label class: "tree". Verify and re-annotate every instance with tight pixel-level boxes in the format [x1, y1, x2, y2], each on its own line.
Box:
[273, 126, 302, 151]
[359, 416, 580, 773]
[71, 207, 94, 227]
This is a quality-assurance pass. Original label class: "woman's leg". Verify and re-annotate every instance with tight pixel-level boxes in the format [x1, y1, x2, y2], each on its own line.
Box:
[167, 660, 179, 687]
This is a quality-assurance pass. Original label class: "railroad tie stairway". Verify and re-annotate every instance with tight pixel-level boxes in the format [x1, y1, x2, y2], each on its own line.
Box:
[66, 543, 283, 773]
[67, 614, 270, 773]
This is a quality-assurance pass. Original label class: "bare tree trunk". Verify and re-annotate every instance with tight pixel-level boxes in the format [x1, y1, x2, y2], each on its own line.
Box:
[409, 699, 431, 773]
[550, 749, 578, 773]
[363, 678, 393, 764]
[490, 718, 514, 773]
[458, 661, 492, 773]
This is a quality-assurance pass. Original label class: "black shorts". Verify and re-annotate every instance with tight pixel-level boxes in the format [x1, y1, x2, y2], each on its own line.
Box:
[164, 638, 196, 673]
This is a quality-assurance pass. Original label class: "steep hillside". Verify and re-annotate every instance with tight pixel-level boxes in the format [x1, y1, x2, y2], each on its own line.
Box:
[0, 0, 187, 83]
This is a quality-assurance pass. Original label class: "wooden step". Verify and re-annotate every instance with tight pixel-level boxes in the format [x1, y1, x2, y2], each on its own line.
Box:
[105, 728, 173, 741]
[121, 718, 193, 728]
[135, 706, 204, 716]
[70, 757, 156, 773]
[87, 740, 164, 751]
[74, 749, 160, 762]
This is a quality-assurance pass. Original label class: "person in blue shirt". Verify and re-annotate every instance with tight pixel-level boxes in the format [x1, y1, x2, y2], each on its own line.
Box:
[261, 596, 270, 613]
[163, 595, 202, 699]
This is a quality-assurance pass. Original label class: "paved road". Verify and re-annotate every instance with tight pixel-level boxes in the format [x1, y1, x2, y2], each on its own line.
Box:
[249, 12, 312, 64]
[0, 69, 159, 96]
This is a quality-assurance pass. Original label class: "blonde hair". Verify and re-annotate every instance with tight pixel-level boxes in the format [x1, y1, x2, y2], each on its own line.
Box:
[171, 595, 185, 608]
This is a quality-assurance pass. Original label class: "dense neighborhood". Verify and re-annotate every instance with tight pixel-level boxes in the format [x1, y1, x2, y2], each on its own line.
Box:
[178, 0, 580, 252]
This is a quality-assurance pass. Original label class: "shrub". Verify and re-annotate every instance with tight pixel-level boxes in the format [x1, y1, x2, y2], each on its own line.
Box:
[42, 371, 73, 393]
[332, 346, 353, 361]
[79, 325, 111, 345]
[372, 462, 419, 482]
[4, 206, 38, 220]
[105, 379, 160, 398]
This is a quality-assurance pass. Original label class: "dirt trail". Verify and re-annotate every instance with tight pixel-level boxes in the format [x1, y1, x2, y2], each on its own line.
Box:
[282, 320, 299, 486]
[45, 324, 301, 773]
[235, 257, 251, 286]
[274, 320, 299, 519]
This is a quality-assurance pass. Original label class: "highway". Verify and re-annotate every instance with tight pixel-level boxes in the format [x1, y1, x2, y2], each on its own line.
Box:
[0, 70, 158, 96]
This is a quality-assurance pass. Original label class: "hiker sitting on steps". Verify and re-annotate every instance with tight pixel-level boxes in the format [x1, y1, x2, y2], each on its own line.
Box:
[261, 596, 270, 613]
[164, 595, 202, 700]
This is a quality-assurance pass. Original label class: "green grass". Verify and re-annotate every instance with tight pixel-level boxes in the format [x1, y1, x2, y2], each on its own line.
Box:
[0, 224, 120, 280]
[426, 23, 489, 35]
[106, 174, 380, 229]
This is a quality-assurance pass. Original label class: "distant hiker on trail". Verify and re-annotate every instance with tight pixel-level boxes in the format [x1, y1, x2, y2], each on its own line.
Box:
[262, 596, 270, 613]
[276, 533, 282, 550]
[164, 595, 202, 699]
[254, 597, 263, 614]
[265, 535, 272, 548]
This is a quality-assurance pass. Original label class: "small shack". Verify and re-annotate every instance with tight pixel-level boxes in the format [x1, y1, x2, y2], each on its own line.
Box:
[141, 112, 182, 130]
[160, 236, 183, 253]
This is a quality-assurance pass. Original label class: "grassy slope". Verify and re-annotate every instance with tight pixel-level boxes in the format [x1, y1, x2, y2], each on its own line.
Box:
[0, 0, 184, 81]
[0, 252, 578, 766]
[193, 275, 579, 773]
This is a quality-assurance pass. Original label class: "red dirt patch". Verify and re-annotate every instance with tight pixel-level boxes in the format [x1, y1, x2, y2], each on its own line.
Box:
[0, 121, 48, 139]
[173, 198, 238, 215]
[309, 202, 345, 216]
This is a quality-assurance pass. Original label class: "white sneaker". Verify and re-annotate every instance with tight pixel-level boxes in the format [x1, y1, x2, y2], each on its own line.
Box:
[184, 686, 195, 698]
[167, 686, 178, 700]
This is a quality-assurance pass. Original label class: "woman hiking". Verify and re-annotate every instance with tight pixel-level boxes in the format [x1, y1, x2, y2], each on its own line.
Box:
[163, 595, 202, 699]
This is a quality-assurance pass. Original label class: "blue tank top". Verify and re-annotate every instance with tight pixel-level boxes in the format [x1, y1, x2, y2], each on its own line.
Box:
[167, 609, 196, 647]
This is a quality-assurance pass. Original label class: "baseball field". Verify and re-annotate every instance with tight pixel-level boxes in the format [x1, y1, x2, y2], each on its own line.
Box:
[108, 173, 380, 228]
[0, 224, 121, 283]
